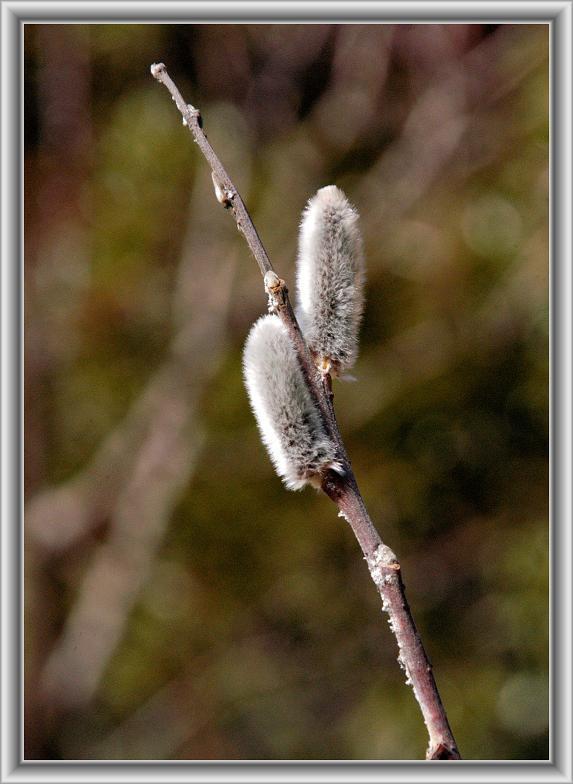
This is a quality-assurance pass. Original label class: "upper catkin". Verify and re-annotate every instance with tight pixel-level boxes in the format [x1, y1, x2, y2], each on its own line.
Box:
[243, 315, 341, 491]
[296, 185, 365, 373]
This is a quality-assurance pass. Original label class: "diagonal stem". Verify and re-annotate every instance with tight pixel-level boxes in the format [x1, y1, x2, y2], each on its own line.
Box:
[150, 62, 461, 761]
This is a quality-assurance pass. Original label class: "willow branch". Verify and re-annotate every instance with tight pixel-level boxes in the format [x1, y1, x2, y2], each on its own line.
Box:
[151, 62, 460, 761]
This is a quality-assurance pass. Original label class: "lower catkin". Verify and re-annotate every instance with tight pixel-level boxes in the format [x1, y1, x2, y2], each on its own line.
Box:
[243, 315, 341, 490]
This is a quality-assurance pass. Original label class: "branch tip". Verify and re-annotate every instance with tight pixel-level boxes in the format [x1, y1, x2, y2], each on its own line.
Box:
[150, 62, 166, 80]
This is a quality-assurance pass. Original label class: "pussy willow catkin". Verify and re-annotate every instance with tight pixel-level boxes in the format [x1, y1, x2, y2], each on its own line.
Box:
[243, 315, 341, 490]
[296, 185, 365, 374]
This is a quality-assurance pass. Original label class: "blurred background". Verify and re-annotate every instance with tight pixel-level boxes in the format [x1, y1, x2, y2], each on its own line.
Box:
[24, 23, 549, 761]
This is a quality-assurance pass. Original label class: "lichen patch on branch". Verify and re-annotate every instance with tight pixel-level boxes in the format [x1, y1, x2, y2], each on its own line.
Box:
[366, 543, 400, 589]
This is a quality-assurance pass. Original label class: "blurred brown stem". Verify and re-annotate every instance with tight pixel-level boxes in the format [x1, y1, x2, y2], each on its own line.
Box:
[151, 62, 460, 761]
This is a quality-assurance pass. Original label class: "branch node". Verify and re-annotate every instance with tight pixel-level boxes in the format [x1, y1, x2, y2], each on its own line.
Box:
[211, 171, 235, 209]
[318, 356, 332, 377]
[264, 270, 281, 292]
[264, 270, 287, 312]
[181, 104, 202, 129]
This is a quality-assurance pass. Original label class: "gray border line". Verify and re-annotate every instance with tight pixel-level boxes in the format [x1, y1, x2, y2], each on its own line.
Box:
[3, 0, 569, 23]
[2, 1, 571, 782]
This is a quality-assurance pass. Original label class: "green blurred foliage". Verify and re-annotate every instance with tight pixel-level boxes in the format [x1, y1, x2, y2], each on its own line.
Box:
[25, 23, 548, 760]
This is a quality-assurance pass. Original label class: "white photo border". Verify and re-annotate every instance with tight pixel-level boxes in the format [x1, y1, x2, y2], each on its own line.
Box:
[2, 2, 570, 782]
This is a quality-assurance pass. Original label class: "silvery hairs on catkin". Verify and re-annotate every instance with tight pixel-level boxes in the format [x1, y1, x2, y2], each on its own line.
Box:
[296, 185, 365, 374]
[243, 315, 341, 491]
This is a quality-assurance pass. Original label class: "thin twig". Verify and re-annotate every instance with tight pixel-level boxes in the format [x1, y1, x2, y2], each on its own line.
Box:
[151, 62, 461, 761]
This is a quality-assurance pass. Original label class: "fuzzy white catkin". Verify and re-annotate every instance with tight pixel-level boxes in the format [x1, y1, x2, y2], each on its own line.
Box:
[296, 185, 365, 373]
[243, 315, 341, 491]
